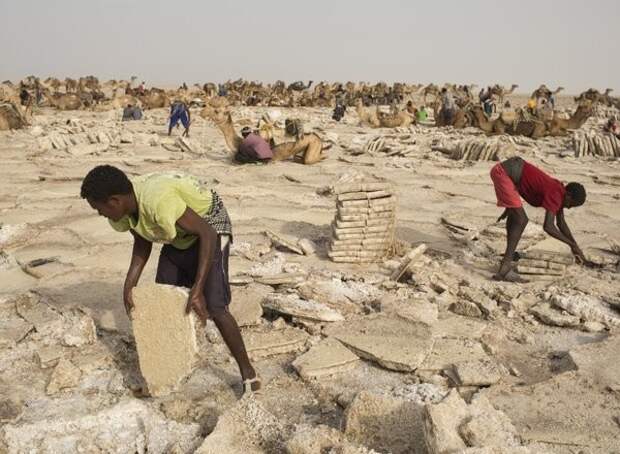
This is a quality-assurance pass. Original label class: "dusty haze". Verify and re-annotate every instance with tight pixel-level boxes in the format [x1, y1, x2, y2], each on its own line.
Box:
[1, 0, 619, 93]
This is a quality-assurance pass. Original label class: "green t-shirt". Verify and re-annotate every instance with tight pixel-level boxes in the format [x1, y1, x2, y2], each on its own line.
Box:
[416, 109, 428, 122]
[109, 172, 213, 249]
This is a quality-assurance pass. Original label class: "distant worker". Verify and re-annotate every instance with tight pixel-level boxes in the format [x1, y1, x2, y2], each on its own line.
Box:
[416, 105, 428, 123]
[19, 87, 30, 106]
[332, 101, 346, 122]
[480, 87, 494, 116]
[490, 156, 591, 282]
[168, 100, 191, 137]
[138, 81, 146, 96]
[122, 104, 143, 121]
[440, 87, 456, 125]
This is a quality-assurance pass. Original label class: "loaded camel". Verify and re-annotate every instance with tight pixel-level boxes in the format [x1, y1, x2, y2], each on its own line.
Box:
[546, 102, 593, 136]
[200, 97, 327, 165]
[470, 105, 546, 138]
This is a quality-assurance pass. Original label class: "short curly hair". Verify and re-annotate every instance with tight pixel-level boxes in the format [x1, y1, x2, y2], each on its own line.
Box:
[566, 182, 586, 206]
[80, 165, 132, 202]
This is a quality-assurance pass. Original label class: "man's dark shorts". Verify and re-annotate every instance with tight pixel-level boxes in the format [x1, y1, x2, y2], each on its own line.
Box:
[155, 235, 231, 313]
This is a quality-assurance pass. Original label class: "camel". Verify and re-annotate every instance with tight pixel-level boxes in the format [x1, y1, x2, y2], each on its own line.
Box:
[575, 88, 614, 106]
[48, 93, 83, 110]
[203, 83, 217, 98]
[491, 84, 518, 106]
[531, 84, 551, 100]
[288, 81, 313, 91]
[200, 97, 327, 165]
[0, 101, 29, 130]
[547, 102, 593, 136]
[101, 94, 140, 111]
[431, 101, 472, 129]
[139, 89, 170, 109]
[376, 109, 415, 128]
[531, 85, 563, 101]
[355, 99, 413, 128]
[470, 106, 548, 138]
[422, 83, 440, 104]
[355, 98, 380, 128]
[65, 78, 78, 93]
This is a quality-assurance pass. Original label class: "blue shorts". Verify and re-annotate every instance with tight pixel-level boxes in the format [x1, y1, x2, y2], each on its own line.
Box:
[170, 110, 189, 129]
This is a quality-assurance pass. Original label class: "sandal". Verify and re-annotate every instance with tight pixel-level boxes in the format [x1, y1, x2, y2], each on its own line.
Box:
[242, 376, 262, 395]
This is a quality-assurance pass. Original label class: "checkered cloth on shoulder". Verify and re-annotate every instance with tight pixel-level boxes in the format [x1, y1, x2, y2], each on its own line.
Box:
[204, 190, 232, 237]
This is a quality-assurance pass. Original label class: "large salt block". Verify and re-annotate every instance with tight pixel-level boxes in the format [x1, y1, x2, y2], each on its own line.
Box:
[132, 284, 198, 396]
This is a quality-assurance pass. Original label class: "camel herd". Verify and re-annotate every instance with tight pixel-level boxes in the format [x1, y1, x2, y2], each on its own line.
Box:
[1, 75, 618, 141]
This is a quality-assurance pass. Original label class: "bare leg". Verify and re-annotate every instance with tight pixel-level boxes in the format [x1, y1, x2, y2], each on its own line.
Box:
[496, 207, 528, 280]
[302, 135, 326, 164]
[272, 134, 325, 164]
[211, 308, 260, 391]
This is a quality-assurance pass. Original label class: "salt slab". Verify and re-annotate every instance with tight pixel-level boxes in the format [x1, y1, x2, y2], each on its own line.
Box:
[292, 338, 359, 379]
[132, 284, 198, 396]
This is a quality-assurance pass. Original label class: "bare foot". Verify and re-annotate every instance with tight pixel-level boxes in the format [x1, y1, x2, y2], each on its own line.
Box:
[492, 269, 529, 283]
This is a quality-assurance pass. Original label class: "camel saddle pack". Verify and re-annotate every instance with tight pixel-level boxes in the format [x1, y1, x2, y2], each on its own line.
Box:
[285, 118, 304, 140]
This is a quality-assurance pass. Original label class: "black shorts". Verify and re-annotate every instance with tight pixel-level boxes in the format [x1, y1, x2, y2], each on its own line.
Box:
[155, 235, 231, 313]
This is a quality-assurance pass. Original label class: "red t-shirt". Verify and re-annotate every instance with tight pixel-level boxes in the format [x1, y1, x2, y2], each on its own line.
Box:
[517, 161, 565, 214]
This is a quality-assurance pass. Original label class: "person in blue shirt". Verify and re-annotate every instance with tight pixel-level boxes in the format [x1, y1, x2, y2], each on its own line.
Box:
[168, 100, 190, 137]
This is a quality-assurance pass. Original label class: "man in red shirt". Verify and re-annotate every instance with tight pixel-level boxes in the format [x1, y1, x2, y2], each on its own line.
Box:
[490, 157, 590, 282]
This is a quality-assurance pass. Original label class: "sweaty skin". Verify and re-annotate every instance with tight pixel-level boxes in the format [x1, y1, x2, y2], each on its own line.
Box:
[494, 196, 593, 282]
[88, 190, 260, 391]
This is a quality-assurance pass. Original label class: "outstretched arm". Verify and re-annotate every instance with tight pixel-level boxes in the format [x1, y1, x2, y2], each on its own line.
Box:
[124, 231, 153, 316]
[543, 210, 587, 263]
[175, 207, 218, 323]
[555, 210, 594, 265]
[555, 210, 577, 245]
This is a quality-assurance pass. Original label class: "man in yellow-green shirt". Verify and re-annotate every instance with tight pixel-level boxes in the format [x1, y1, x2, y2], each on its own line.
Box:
[80, 165, 260, 393]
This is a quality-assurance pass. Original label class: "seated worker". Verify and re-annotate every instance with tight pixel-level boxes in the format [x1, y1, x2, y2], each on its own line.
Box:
[490, 156, 592, 282]
[168, 100, 191, 137]
[122, 104, 143, 121]
[235, 126, 273, 163]
[483, 97, 494, 117]
[416, 105, 428, 122]
[526, 98, 537, 116]
[19, 88, 31, 106]
[332, 102, 346, 121]
[80, 165, 260, 393]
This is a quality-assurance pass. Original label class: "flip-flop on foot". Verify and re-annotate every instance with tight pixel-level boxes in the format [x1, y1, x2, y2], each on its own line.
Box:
[242, 376, 262, 396]
[492, 269, 529, 283]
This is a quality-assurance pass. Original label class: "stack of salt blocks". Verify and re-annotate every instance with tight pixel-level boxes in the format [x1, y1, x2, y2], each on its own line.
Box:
[328, 181, 396, 263]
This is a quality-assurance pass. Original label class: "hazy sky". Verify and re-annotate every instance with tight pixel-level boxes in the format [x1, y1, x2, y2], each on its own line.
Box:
[1, 0, 618, 93]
